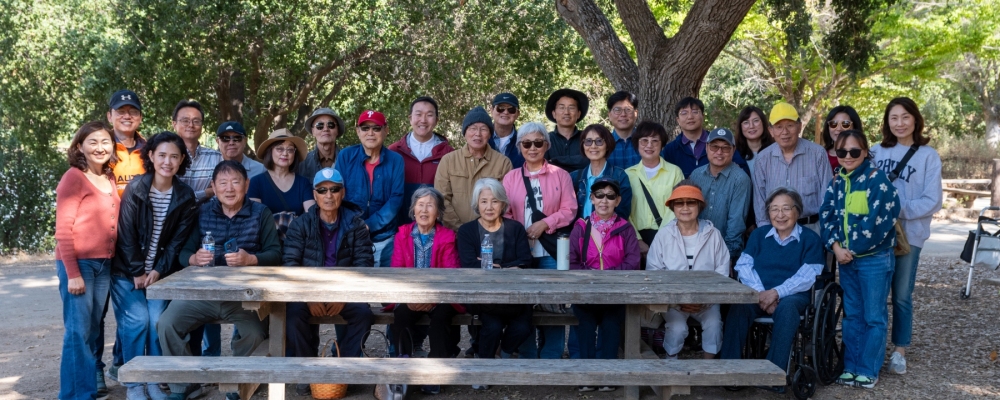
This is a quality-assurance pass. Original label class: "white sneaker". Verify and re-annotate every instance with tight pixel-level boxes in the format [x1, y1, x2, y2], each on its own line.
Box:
[146, 383, 168, 400]
[125, 385, 148, 400]
[889, 352, 907, 374]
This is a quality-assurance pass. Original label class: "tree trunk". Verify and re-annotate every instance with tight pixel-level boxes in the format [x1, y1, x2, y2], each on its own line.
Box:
[556, 0, 755, 134]
[986, 110, 1000, 148]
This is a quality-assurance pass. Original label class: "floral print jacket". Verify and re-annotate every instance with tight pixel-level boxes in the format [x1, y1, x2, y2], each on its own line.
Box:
[820, 160, 900, 256]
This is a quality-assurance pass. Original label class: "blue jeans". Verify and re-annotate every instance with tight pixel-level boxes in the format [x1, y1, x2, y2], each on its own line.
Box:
[518, 256, 566, 359]
[373, 237, 394, 268]
[110, 274, 169, 387]
[720, 291, 810, 372]
[891, 246, 922, 347]
[95, 296, 123, 370]
[573, 305, 624, 360]
[840, 248, 894, 379]
[58, 259, 111, 400]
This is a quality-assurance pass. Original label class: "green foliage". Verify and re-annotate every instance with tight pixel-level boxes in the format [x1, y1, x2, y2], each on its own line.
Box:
[0, 129, 62, 254]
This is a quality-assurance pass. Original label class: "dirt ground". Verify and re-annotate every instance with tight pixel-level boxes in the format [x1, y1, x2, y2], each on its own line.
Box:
[2, 249, 999, 399]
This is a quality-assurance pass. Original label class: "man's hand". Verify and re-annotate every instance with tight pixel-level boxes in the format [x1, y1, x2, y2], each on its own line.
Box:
[133, 274, 148, 290]
[225, 249, 257, 267]
[758, 289, 779, 311]
[189, 248, 214, 267]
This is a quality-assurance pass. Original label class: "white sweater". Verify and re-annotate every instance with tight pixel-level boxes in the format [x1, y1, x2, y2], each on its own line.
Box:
[646, 219, 730, 276]
[871, 144, 943, 248]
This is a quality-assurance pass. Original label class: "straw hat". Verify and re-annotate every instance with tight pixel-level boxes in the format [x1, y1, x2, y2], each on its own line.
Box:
[256, 128, 308, 161]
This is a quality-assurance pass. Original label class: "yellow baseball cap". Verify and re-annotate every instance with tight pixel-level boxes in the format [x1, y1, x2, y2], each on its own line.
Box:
[769, 102, 799, 125]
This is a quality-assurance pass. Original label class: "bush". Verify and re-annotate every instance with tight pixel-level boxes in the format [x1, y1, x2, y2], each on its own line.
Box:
[0, 130, 63, 254]
[935, 136, 1000, 180]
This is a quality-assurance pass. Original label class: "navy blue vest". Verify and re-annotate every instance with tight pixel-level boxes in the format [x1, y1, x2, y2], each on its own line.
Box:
[198, 198, 269, 265]
[745, 227, 824, 290]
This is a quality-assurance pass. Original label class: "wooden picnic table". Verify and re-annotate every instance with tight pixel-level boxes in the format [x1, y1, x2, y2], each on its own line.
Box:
[146, 266, 762, 400]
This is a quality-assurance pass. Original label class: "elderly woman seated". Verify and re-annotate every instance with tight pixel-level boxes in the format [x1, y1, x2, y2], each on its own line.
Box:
[387, 186, 462, 394]
[720, 188, 824, 393]
[646, 180, 730, 360]
[282, 168, 375, 379]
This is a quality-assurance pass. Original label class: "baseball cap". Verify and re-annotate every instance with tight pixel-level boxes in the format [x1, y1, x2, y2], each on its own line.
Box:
[109, 89, 142, 111]
[769, 102, 799, 125]
[357, 110, 387, 126]
[216, 121, 247, 136]
[492, 93, 520, 108]
[313, 168, 344, 187]
[708, 128, 735, 146]
[590, 177, 621, 195]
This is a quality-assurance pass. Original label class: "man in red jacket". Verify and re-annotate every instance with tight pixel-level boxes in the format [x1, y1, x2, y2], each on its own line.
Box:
[388, 96, 455, 226]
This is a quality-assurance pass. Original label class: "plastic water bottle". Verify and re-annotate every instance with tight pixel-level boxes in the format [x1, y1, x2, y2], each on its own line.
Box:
[480, 234, 493, 270]
[202, 231, 215, 267]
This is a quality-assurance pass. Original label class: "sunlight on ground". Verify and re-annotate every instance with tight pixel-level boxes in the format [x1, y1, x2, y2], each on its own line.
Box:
[0, 376, 22, 398]
[0, 276, 58, 296]
[951, 383, 1000, 397]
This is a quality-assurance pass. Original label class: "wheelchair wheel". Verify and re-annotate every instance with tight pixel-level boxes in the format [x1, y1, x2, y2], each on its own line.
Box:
[812, 282, 844, 385]
[742, 321, 771, 360]
[791, 365, 818, 400]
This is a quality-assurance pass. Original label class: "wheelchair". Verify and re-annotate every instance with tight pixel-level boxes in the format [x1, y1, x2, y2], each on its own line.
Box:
[741, 262, 844, 399]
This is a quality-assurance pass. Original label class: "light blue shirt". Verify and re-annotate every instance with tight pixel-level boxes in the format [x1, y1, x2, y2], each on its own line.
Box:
[734, 225, 823, 299]
[581, 163, 607, 218]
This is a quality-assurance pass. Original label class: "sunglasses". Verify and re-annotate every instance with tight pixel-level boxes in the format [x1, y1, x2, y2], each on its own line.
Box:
[314, 122, 338, 130]
[314, 186, 343, 194]
[672, 199, 699, 208]
[592, 192, 618, 200]
[520, 140, 546, 149]
[495, 106, 518, 114]
[218, 135, 244, 143]
[584, 139, 605, 147]
[828, 120, 852, 129]
[835, 148, 863, 158]
[359, 125, 384, 133]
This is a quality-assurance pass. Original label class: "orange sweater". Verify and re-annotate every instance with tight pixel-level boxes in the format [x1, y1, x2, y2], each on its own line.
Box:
[55, 168, 121, 278]
[112, 133, 146, 195]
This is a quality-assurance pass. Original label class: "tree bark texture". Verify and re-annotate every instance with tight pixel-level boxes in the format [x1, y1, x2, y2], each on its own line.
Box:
[556, 0, 755, 133]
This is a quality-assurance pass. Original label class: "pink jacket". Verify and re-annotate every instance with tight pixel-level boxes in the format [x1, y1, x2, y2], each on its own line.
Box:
[502, 162, 578, 233]
[387, 222, 464, 313]
[569, 217, 642, 270]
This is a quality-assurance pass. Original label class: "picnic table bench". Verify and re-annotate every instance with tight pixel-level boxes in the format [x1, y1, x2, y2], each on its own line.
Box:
[120, 267, 784, 399]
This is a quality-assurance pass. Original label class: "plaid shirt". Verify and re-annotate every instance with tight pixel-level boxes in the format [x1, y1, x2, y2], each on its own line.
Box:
[179, 145, 222, 200]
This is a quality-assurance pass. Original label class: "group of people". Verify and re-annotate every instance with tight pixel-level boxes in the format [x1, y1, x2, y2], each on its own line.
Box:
[55, 87, 941, 400]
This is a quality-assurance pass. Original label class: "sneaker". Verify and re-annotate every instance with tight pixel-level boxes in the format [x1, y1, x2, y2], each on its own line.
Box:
[146, 383, 169, 400]
[852, 375, 877, 389]
[577, 386, 596, 392]
[598, 386, 617, 392]
[107, 365, 120, 382]
[125, 385, 147, 400]
[295, 384, 311, 396]
[225, 393, 240, 400]
[96, 371, 109, 400]
[471, 384, 490, 391]
[835, 372, 856, 386]
[421, 385, 441, 395]
[889, 352, 907, 375]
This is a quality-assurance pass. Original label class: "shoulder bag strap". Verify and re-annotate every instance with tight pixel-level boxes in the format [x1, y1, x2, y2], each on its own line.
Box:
[581, 218, 592, 266]
[888, 144, 920, 182]
[522, 171, 547, 222]
[638, 180, 663, 227]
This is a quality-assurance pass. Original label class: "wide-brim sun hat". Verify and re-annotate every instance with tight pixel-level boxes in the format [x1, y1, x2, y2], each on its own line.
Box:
[256, 128, 308, 161]
[545, 88, 589, 124]
[303, 108, 346, 136]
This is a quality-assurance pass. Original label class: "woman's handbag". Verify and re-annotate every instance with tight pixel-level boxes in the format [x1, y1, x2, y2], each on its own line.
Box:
[888, 144, 920, 256]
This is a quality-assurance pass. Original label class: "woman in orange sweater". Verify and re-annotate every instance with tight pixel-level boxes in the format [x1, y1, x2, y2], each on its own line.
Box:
[55, 121, 120, 400]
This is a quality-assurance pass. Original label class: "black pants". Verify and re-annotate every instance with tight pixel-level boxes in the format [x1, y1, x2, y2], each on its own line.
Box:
[286, 302, 374, 357]
[390, 304, 459, 358]
[475, 304, 533, 359]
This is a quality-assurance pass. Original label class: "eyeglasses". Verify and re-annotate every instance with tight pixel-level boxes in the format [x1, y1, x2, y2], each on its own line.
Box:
[114, 109, 141, 118]
[741, 118, 762, 127]
[556, 105, 578, 113]
[827, 120, 852, 129]
[495, 106, 518, 114]
[520, 140, 546, 149]
[638, 138, 661, 147]
[673, 199, 699, 208]
[611, 107, 635, 115]
[835, 148, 863, 158]
[708, 144, 733, 153]
[678, 109, 702, 117]
[273, 146, 298, 155]
[359, 125, 384, 133]
[583, 138, 605, 147]
[768, 206, 794, 215]
[218, 135, 244, 143]
[592, 192, 618, 200]
[176, 118, 202, 126]
[314, 122, 338, 130]
[314, 186, 343, 195]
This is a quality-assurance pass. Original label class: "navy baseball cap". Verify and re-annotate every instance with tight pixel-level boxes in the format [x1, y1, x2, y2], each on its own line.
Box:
[708, 127, 735, 146]
[492, 93, 519, 108]
[109, 89, 142, 111]
[216, 121, 247, 136]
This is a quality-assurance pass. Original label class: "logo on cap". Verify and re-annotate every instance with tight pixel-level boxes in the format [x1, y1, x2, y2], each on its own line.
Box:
[121, 95, 131, 101]
[322, 169, 334, 179]
[226, 126, 234, 130]
[717, 131, 725, 136]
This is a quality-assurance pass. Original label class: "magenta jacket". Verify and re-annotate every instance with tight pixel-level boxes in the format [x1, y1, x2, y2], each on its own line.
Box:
[502, 162, 578, 233]
[387, 222, 464, 313]
[568, 217, 642, 271]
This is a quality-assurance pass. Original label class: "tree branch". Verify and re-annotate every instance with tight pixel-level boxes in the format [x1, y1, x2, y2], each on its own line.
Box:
[555, 0, 638, 92]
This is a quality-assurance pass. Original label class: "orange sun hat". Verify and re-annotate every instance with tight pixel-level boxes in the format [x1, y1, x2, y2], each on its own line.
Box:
[665, 184, 705, 208]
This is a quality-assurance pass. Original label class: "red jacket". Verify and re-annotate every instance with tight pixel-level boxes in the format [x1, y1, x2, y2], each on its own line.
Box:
[388, 133, 455, 225]
[387, 222, 464, 313]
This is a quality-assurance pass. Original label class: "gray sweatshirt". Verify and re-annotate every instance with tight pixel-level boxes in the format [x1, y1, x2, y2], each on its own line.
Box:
[871, 144, 943, 248]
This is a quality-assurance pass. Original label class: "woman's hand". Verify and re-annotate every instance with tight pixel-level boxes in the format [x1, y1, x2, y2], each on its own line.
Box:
[758, 289, 779, 311]
[406, 303, 435, 312]
[638, 241, 650, 254]
[525, 221, 549, 240]
[225, 249, 257, 267]
[144, 270, 161, 287]
[67, 277, 86, 295]
[832, 242, 853, 264]
[678, 304, 703, 313]
[133, 274, 148, 290]
[189, 248, 214, 267]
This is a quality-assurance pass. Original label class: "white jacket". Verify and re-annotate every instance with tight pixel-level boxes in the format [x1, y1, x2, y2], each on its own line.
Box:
[646, 219, 730, 276]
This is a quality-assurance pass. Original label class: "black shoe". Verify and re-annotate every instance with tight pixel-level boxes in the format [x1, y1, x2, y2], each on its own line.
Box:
[295, 384, 311, 396]
[95, 370, 109, 399]
[225, 393, 240, 400]
[724, 386, 747, 392]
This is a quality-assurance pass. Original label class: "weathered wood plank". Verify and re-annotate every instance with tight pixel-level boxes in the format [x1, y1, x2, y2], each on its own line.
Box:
[119, 357, 785, 387]
[942, 179, 992, 185]
[624, 304, 642, 400]
[213, 309, 580, 326]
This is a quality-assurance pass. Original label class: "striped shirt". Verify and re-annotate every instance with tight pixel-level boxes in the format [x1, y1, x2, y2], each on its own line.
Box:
[179, 145, 222, 200]
[752, 138, 831, 226]
[144, 186, 173, 273]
